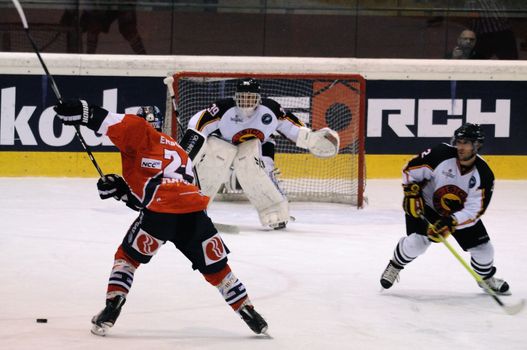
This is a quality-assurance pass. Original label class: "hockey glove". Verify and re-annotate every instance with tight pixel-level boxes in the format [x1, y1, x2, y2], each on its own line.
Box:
[97, 174, 143, 211]
[427, 216, 457, 242]
[97, 174, 129, 200]
[402, 183, 424, 218]
[296, 127, 340, 158]
[54, 99, 91, 126]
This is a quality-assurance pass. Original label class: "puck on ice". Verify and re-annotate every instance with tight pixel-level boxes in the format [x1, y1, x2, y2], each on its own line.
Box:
[36, 318, 48, 323]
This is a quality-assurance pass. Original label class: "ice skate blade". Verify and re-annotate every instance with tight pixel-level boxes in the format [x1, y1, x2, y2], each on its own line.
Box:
[259, 324, 269, 335]
[91, 323, 108, 336]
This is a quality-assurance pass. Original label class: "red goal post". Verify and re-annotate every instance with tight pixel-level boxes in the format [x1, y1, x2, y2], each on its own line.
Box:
[165, 72, 366, 207]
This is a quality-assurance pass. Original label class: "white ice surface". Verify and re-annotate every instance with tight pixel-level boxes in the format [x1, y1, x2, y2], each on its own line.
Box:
[0, 178, 526, 350]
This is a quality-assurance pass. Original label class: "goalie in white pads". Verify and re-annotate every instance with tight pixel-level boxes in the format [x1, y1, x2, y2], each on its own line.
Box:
[180, 77, 340, 229]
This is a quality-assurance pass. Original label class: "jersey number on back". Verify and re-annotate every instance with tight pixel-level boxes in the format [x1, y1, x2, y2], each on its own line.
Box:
[163, 149, 194, 183]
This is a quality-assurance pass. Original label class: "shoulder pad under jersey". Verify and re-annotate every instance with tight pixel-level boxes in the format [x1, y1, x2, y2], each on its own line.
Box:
[474, 156, 495, 186]
[194, 98, 235, 131]
[261, 98, 284, 117]
[407, 142, 457, 170]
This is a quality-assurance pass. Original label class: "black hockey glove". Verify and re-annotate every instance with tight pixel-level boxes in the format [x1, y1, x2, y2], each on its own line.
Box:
[54, 99, 107, 131]
[427, 216, 457, 242]
[54, 99, 91, 126]
[97, 174, 128, 200]
[97, 174, 143, 211]
[402, 183, 424, 218]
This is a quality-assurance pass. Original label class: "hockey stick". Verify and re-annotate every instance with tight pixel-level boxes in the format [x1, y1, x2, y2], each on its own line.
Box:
[163, 76, 185, 140]
[11, 0, 104, 178]
[421, 214, 525, 315]
[163, 76, 240, 234]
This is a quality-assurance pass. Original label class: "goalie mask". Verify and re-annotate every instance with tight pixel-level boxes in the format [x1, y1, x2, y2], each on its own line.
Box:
[452, 123, 485, 153]
[235, 78, 262, 119]
[137, 106, 163, 131]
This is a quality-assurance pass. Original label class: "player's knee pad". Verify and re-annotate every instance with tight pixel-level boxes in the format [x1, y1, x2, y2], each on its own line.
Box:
[197, 233, 229, 274]
[402, 233, 430, 257]
[195, 136, 238, 202]
[234, 139, 289, 228]
[122, 218, 165, 264]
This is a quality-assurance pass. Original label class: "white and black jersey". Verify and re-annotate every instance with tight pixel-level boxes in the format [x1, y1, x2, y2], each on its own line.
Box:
[187, 98, 305, 145]
[403, 143, 494, 229]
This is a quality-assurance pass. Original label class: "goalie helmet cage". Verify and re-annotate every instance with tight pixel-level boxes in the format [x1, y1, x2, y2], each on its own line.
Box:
[167, 72, 366, 207]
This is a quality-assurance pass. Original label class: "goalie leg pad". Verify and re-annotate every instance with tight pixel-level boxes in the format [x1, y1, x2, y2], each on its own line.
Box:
[195, 136, 238, 202]
[233, 139, 289, 228]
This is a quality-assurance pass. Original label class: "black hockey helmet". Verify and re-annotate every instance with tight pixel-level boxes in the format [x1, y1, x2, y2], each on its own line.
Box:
[236, 78, 261, 94]
[453, 123, 485, 143]
[137, 106, 163, 131]
[235, 78, 262, 118]
[452, 123, 485, 153]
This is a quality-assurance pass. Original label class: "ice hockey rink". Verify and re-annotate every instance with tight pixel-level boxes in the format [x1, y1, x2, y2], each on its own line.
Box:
[1, 178, 526, 350]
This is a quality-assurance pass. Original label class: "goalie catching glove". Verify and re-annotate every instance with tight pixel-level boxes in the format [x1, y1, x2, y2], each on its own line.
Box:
[296, 127, 340, 158]
[426, 216, 457, 242]
[402, 183, 424, 218]
[97, 174, 142, 211]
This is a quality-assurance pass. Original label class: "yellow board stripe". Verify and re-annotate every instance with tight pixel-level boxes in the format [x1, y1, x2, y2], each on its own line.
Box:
[1, 152, 526, 179]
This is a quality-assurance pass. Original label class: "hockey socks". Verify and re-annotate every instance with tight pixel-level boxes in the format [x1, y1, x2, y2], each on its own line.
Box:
[203, 264, 249, 311]
[106, 245, 140, 299]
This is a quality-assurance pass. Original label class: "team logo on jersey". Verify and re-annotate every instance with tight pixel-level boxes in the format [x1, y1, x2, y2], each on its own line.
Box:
[469, 176, 476, 188]
[202, 234, 227, 266]
[232, 128, 265, 145]
[132, 229, 163, 256]
[433, 185, 467, 216]
[231, 114, 244, 123]
[141, 158, 162, 169]
[442, 169, 455, 179]
[261, 113, 272, 125]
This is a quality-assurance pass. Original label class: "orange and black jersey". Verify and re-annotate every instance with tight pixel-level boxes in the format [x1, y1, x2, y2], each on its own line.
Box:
[97, 111, 209, 214]
[187, 98, 305, 145]
[403, 143, 494, 229]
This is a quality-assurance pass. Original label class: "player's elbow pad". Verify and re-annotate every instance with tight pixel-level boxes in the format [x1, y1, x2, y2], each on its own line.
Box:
[296, 127, 340, 158]
[180, 128, 206, 161]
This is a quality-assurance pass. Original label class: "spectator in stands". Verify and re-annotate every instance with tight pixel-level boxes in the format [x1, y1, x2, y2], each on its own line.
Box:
[80, 0, 146, 54]
[466, 0, 518, 59]
[446, 29, 484, 59]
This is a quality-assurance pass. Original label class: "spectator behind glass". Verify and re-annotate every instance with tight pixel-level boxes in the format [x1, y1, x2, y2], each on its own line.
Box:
[80, 0, 146, 54]
[466, 0, 518, 59]
[446, 29, 484, 59]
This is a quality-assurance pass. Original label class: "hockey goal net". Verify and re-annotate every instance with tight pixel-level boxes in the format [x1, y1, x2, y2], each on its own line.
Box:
[166, 72, 366, 207]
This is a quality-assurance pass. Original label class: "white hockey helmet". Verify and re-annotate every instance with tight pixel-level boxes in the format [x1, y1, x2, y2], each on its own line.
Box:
[235, 78, 261, 119]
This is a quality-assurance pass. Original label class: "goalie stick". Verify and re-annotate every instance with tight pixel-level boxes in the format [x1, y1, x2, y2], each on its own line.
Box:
[421, 214, 525, 315]
[10, 0, 104, 178]
[163, 76, 240, 234]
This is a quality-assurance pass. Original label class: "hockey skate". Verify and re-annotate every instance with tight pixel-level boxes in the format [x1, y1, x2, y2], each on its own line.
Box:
[380, 260, 403, 289]
[91, 295, 126, 336]
[478, 276, 511, 295]
[271, 221, 287, 230]
[239, 305, 268, 335]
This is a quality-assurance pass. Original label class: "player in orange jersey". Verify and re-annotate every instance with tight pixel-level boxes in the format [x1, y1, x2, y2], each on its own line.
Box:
[54, 100, 268, 336]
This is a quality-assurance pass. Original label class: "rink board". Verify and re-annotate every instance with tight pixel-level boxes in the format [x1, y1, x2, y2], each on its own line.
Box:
[1, 151, 525, 179]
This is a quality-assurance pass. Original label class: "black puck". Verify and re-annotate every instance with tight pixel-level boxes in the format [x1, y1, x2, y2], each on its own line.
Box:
[36, 318, 48, 323]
